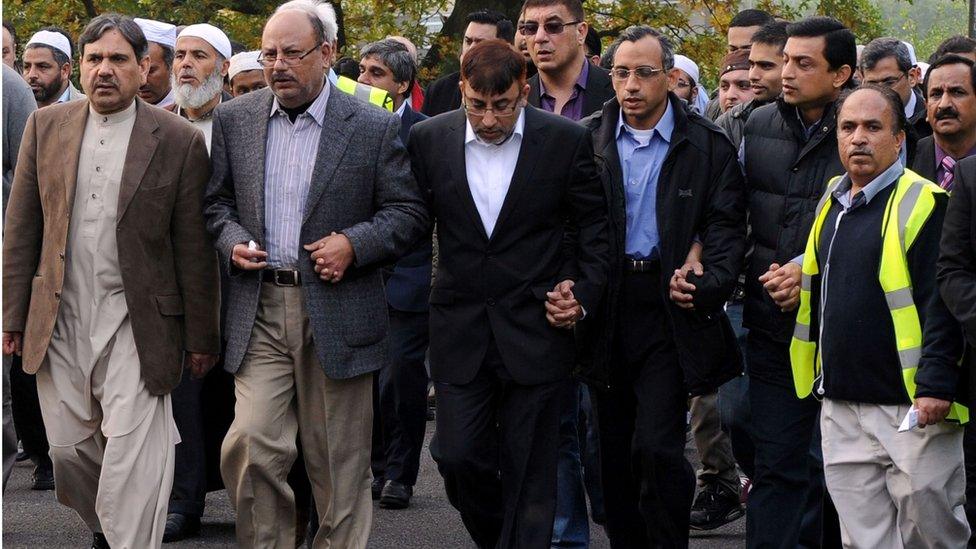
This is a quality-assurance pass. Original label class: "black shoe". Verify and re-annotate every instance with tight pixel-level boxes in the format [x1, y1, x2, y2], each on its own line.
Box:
[689, 483, 743, 530]
[162, 513, 200, 543]
[30, 462, 54, 491]
[15, 450, 30, 463]
[378, 480, 412, 509]
[91, 532, 110, 549]
[371, 477, 385, 500]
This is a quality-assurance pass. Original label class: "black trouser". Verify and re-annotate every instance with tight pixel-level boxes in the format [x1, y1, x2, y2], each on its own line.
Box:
[169, 371, 206, 517]
[595, 269, 695, 549]
[431, 339, 566, 549]
[9, 356, 49, 465]
[377, 309, 430, 486]
[746, 330, 840, 549]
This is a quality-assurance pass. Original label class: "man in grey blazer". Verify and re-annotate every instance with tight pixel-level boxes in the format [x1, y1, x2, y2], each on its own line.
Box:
[203, 1, 428, 547]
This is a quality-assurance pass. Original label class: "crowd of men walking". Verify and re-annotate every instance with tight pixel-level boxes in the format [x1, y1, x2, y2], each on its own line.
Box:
[3, 0, 976, 548]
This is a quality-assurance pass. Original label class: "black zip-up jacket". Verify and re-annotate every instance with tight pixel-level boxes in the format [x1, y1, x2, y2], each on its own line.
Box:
[577, 94, 746, 395]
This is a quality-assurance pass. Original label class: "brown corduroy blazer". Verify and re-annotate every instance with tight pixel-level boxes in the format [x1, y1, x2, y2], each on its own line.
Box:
[2, 97, 220, 395]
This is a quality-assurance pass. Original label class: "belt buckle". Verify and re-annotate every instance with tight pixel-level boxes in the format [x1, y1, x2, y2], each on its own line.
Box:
[273, 269, 298, 286]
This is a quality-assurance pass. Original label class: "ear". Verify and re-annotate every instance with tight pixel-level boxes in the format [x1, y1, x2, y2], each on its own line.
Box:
[908, 66, 921, 88]
[60, 61, 71, 80]
[666, 66, 678, 89]
[833, 64, 853, 90]
[138, 54, 150, 85]
[220, 56, 231, 78]
[577, 21, 588, 45]
[397, 79, 410, 97]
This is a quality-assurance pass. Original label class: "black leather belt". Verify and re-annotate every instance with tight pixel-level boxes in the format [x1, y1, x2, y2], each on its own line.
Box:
[625, 258, 660, 273]
[262, 268, 301, 286]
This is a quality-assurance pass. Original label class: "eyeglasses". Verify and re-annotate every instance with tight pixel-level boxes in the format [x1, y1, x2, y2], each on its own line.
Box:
[862, 73, 907, 88]
[610, 66, 667, 81]
[518, 20, 581, 36]
[257, 43, 322, 67]
[462, 96, 521, 118]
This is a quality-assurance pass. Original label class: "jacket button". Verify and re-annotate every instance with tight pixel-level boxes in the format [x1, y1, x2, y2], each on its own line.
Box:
[487, 298, 496, 306]
[58, 251, 64, 260]
[54, 292, 60, 299]
[792, 167, 799, 173]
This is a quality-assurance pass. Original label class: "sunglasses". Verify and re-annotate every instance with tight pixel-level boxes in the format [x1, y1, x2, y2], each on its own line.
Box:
[518, 20, 581, 36]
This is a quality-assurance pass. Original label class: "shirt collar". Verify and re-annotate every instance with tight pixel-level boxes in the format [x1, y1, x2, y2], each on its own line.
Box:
[269, 83, 330, 126]
[327, 68, 339, 86]
[540, 58, 589, 98]
[935, 141, 976, 165]
[833, 159, 903, 208]
[615, 98, 674, 144]
[464, 108, 526, 146]
[57, 84, 72, 104]
[155, 88, 176, 109]
[89, 99, 137, 126]
[395, 101, 407, 118]
[904, 91, 917, 119]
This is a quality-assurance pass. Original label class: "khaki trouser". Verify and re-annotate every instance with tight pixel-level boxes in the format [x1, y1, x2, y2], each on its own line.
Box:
[36, 317, 176, 549]
[221, 283, 373, 548]
[821, 398, 970, 548]
[689, 392, 740, 493]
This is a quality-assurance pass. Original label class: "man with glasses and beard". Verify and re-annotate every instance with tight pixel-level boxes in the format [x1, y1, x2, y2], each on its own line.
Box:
[169, 24, 231, 151]
[408, 39, 609, 548]
[912, 55, 976, 188]
[22, 27, 85, 108]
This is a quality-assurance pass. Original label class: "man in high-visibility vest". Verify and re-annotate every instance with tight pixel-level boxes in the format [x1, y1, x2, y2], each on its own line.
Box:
[790, 84, 969, 546]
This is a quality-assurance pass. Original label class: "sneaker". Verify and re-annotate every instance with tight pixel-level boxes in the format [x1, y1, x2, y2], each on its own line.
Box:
[689, 483, 744, 530]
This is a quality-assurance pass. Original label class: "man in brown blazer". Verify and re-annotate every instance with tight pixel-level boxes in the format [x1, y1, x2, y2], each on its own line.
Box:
[1, 14, 219, 549]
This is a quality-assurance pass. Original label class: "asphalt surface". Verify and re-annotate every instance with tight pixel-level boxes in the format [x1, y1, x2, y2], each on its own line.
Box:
[2, 424, 745, 548]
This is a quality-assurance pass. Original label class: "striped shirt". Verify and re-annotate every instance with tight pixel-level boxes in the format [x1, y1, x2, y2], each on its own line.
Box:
[264, 85, 330, 268]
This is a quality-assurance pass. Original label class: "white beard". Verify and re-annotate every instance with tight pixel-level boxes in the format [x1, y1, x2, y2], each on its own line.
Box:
[172, 67, 224, 110]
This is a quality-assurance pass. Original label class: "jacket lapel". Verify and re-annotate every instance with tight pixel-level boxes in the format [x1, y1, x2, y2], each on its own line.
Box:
[248, 91, 274, 237]
[491, 106, 545, 240]
[117, 99, 160, 222]
[59, 101, 89, 212]
[447, 110, 489, 241]
[303, 87, 354, 224]
[582, 65, 612, 117]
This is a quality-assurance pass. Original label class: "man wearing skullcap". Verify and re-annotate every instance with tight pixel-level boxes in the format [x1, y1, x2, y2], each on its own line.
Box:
[170, 23, 231, 150]
[718, 49, 755, 114]
[135, 18, 177, 108]
[228, 51, 266, 97]
[22, 27, 84, 108]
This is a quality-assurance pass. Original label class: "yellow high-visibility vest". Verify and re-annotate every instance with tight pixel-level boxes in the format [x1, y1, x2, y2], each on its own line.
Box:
[789, 168, 968, 423]
[335, 75, 394, 112]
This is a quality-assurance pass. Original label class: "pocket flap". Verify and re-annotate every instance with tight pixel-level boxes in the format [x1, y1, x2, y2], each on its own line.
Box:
[155, 294, 185, 316]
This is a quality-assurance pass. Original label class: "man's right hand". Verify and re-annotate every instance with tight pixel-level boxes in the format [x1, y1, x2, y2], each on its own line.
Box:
[759, 262, 802, 312]
[2, 332, 23, 356]
[232, 243, 268, 271]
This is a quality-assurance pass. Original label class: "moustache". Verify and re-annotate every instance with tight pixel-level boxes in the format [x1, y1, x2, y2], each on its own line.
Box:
[271, 74, 295, 83]
[849, 147, 873, 158]
[936, 107, 960, 120]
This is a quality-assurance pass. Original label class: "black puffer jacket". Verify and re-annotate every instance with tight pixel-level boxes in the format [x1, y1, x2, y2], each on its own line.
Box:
[741, 99, 845, 342]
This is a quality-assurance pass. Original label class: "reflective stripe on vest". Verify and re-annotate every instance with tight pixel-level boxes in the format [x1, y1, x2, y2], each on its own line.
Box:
[335, 75, 394, 111]
[789, 168, 968, 423]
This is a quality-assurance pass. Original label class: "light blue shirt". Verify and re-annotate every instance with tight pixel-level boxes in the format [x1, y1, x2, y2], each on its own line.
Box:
[832, 160, 903, 210]
[616, 101, 674, 259]
[327, 68, 338, 86]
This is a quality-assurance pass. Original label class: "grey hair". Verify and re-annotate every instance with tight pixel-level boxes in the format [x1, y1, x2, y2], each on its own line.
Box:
[78, 13, 148, 59]
[860, 37, 913, 73]
[361, 39, 416, 98]
[274, 0, 337, 45]
[608, 25, 674, 71]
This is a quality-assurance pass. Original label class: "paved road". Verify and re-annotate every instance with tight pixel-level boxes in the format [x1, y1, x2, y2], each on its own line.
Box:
[3, 425, 745, 548]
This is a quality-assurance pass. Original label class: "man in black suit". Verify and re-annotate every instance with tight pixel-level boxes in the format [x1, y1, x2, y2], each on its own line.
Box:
[579, 25, 746, 548]
[422, 9, 514, 117]
[356, 38, 430, 510]
[913, 55, 976, 187]
[408, 40, 609, 548]
[522, 0, 613, 120]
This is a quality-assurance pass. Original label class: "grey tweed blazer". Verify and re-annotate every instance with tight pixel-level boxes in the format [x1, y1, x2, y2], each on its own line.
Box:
[204, 85, 429, 378]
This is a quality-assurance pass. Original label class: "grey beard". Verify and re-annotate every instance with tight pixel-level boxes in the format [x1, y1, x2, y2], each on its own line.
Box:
[172, 68, 224, 110]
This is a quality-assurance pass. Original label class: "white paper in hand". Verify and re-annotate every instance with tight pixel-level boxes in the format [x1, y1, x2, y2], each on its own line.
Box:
[898, 406, 919, 432]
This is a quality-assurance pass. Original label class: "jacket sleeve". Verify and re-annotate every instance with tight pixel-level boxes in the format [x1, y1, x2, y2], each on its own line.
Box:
[2, 112, 42, 332]
[560, 130, 610, 315]
[938, 162, 976, 349]
[173, 131, 221, 354]
[695, 138, 747, 311]
[916, 195, 963, 401]
[203, 108, 257, 275]
[341, 115, 431, 268]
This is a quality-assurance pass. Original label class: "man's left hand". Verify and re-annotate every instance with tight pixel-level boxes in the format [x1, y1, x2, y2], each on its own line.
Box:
[304, 232, 356, 284]
[187, 352, 219, 380]
[915, 396, 952, 426]
[545, 279, 581, 329]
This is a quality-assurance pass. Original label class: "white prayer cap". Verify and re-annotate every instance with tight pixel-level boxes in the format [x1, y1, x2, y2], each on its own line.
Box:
[26, 30, 71, 58]
[229, 50, 263, 80]
[902, 41, 918, 66]
[177, 23, 232, 60]
[135, 18, 177, 49]
[918, 61, 930, 80]
[673, 54, 700, 84]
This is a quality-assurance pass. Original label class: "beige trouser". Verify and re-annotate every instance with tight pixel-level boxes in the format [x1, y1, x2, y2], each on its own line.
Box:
[36, 317, 176, 549]
[689, 391, 740, 493]
[221, 283, 373, 548]
[821, 398, 970, 548]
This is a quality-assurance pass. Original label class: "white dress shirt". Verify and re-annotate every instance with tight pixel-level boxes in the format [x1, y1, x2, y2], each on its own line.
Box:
[463, 110, 525, 237]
